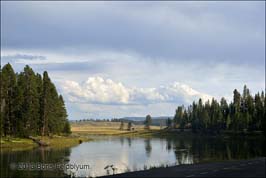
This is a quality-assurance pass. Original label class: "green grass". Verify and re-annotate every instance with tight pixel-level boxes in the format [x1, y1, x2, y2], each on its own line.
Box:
[1, 137, 37, 151]
[36, 136, 92, 149]
[0, 135, 93, 151]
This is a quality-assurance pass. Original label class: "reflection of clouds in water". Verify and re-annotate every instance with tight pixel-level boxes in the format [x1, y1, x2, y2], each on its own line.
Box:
[142, 139, 177, 168]
[117, 147, 130, 172]
[66, 138, 194, 177]
[67, 140, 133, 177]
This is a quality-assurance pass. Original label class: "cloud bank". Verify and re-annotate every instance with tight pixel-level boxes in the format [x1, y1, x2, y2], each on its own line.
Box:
[1, 1, 264, 119]
[62, 77, 212, 105]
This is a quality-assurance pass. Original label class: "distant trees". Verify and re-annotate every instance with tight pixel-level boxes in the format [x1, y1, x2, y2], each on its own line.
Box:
[119, 121, 124, 130]
[127, 122, 132, 131]
[166, 117, 172, 128]
[173, 106, 185, 129]
[0, 63, 71, 137]
[173, 85, 265, 134]
[144, 115, 152, 130]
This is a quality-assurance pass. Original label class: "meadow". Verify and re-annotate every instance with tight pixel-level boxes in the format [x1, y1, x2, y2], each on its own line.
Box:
[71, 121, 164, 136]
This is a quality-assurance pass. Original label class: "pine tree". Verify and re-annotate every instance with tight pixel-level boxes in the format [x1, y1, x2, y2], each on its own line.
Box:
[56, 95, 68, 134]
[127, 122, 132, 131]
[174, 106, 184, 129]
[18, 65, 40, 136]
[232, 89, 241, 131]
[1, 63, 16, 136]
[119, 121, 124, 130]
[253, 93, 263, 130]
[202, 109, 210, 130]
[63, 121, 71, 134]
[220, 97, 229, 130]
[47, 83, 60, 134]
[203, 100, 211, 131]
[144, 115, 152, 130]
[182, 109, 189, 129]
[197, 99, 204, 130]
[35, 73, 43, 134]
[191, 101, 198, 132]
[1, 63, 70, 137]
[14, 73, 24, 136]
[166, 117, 172, 128]
[40, 71, 67, 136]
[240, 85, 251, 131]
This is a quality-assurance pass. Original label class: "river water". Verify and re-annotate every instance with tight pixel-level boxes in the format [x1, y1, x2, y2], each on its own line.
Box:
[1, 135, 264, 177]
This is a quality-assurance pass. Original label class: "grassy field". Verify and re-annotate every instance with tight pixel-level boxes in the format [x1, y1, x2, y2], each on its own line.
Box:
[71, 121, 266, 139]
[71, 121, 164, 136]
[1, 121, 155, 151]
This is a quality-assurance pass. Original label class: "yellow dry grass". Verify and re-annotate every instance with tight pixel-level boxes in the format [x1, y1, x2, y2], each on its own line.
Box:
[71, 121, 163, 136]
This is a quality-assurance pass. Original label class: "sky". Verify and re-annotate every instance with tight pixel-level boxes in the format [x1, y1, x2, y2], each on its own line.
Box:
[1, 1, 265, 120]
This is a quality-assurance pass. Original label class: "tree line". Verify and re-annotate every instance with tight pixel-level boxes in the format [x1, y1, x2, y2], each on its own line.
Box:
[119, 115, 152, 131]
[172, 85, 265, 134]
[75, 118, 123, 122]
[0, 63, 71, 137]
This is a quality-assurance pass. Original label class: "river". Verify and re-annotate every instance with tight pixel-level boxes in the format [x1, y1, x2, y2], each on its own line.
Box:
[1, 135, 264, 177]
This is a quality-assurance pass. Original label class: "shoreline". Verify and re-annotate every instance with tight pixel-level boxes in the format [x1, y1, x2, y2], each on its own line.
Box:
[1, 129, 264, 151]
[0, 135, 92, 151]
[73, 129, 265, 138]
[100, 157, 266, 178]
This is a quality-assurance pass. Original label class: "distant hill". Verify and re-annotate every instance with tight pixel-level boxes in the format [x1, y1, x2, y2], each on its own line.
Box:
[120, 116, 173, 121]
[70, 116, 174, 126]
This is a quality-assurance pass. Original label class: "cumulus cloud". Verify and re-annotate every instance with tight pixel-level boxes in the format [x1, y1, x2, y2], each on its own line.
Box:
[63, 77, 130, 104]
[62, 76, 212, 105]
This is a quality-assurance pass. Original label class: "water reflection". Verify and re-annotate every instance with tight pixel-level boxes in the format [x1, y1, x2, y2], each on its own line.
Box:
[119, 137, 124, 146]
[1, 136, 264, 178]
[1, 147, 71, 178]
[144, 139, 152, 157]
[127, 137, 132, 147]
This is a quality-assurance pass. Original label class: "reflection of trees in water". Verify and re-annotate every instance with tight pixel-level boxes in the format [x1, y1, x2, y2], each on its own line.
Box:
[169, 138, 193, 165]
[166, 136, 264, 165]
[127, 137, 132, 147]
[226, 137, 264, 159]
[1, 147, 71, 178]
[190, 136, 264, 162]
[144, 139, 152, 157]
[119, 137, 124, 146]
[119, 137, 132, 148]
[166, 138, 172, 152]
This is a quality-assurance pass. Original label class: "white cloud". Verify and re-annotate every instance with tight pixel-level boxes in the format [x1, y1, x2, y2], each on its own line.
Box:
[62, 76, 212, 105]
[63, 77, 130, 104]
[159, 82, 212, 104]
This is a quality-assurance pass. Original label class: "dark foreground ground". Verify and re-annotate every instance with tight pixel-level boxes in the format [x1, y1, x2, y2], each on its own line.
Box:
[100, 157, 265, 178]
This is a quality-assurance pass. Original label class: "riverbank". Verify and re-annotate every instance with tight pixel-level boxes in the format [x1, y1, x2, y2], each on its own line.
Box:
[73, 128, 265, 140]
[100, 157, 266, 178]
[0, 135, 92, 151]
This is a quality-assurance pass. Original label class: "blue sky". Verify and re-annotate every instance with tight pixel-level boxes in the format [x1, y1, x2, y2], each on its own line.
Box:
[1, 1, 265, 120]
